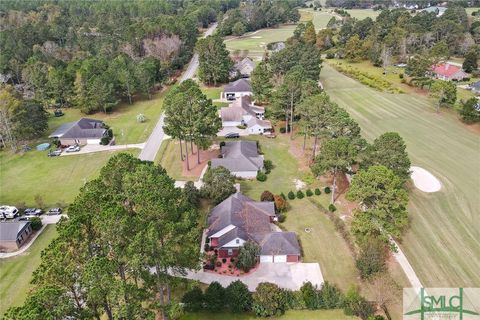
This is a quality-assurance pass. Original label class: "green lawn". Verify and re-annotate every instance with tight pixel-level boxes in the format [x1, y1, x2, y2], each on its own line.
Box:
[238, 135, 312, 200]
[321, 63, 480, 287]
[283, 198, 359, 291]
[155, 139, 199, 181]
[344, 9, 380, 20]
[0, 225, 58, 316]
[0, 149, 139, 207]
[200, 85, 223, 100]
[182, 309, 358, 320]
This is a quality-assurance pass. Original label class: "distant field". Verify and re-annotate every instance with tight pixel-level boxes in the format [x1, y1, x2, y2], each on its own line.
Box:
[0, 225, 58, 316]
[321, 63, 480, 287]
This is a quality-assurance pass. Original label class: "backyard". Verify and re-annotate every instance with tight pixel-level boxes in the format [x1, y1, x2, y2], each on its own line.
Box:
[321, 63, 480, 287]
[0, 225, 58, 316]
[182, 310, 358, 320]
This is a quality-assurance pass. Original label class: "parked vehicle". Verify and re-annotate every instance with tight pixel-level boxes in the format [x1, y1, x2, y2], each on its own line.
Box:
[24, 208, 43, 216]
[46, 208, 62, 215]
[17, 216, 33, 222]
[48, 149, 62, 157]
[0, 206, 19, 219]
[225, 132, 240, 138]
[65, 145, 80, 153]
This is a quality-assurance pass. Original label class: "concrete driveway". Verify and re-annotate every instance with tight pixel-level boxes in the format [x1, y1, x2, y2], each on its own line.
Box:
[177, 262, 324, 291]
[217, 126, 248, 137]
[61, 143, 144, 156]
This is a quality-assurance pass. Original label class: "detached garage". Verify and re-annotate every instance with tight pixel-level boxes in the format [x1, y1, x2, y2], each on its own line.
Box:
[258, 232, 301, 263]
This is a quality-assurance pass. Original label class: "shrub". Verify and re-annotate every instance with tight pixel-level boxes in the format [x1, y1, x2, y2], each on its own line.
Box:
[344, 286, 374, 320]
[182, 286, 204, 312]
[226, 280, 252, 313]
[314, 188, 321, 195]
[296, 190, 304, 199]
[204, 282, 225, 312]
[260, 191, 275, 202]
[319, 281, 344, 308]
[279, 127, 286, 134]
[183, 181, 200, 207]
[324, 187, 331, 194]
[273, 195, 288, 213]
[256, 171, 267, 182]
[356, 238, 388, 279]
[399, 73, 404, 79]
[280, 192, 286, 200]
[230, 258, 235, 263]
[328, 204, 336, 212]
[263, 160, 273, 174]
[220, 141, 226, 147]
[222, 258, 227, 264]
[306, 189, 313, 197]
[252, 282, 288, 317]
[100, 136, 111, 145]
[277, 214, 286, 223]
[166, 302, 184, 320]
[29, 217, 42, 231]
[216, 261, 222, 267]
[284, 289, 306, 310]
[287, 191, 295, 200]
[236, 125, 247, 129]
[237, 241, 260, 272]
[301, 281, 319, 310]
[136, 113, 146, 123]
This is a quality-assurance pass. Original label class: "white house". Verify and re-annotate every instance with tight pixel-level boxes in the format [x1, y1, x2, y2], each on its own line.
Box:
[219, 96, 272, 135]
[222, 79, 252, 101]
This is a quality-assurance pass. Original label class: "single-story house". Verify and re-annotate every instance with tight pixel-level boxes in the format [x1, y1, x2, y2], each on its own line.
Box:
[431, 63, 468, 81]
[231, 57, 255, 78]
[211, 140, 263, 179]
[420, 6, 447, 17]
[0, 221, 32, 252]
[220, 96, 272, 135]
[49, 118, 108, 145]
[206, 192, 301, 263]
[222, 79, 252, 101]
[470, 81, 480, 94]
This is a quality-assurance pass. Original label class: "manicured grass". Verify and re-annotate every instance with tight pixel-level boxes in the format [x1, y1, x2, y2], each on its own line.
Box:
[155, 139, 198, 181]
[182, 309, 358, 320]
[344, 9, 380, 20]
[0, 225, 58, 316]
[238, 135, 311, 200]
[200, 85, 223, 100]
[0, 149, 139, 207]
[283, 198, 359, 291]
[321, 63, 480, 287]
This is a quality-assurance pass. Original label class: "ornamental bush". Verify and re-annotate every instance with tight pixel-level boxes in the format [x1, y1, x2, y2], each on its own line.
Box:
[324, 187, 331, 194]
[306, 189, 313, 197]
[314, 188, 321, 195]
[280, 192, 286, 200]
[263, 160, 274, 174]
[256, 171, 267, 182]
[29, 217, 42, 231]
[328, 204, 336, 212]
[288, 191, 295, 200]
[204, 282, 226, 312]
[182, 286, 204, 312]
[226, 280, 252, 313]
[252, 282, 288, 317]
[260, 191, 275, 202]
[296, 190, 304, 199]
[273, 195, 288, 213]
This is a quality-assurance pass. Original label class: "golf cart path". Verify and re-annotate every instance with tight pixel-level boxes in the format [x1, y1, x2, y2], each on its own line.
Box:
[0, 215, 62, 259]
[391, 238, 423, 288]
[138, 23, 217, 161]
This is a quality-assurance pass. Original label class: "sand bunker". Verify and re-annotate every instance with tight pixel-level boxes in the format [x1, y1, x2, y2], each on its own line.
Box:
[410, 166, 441, 193]
[251, 36, 262, 39]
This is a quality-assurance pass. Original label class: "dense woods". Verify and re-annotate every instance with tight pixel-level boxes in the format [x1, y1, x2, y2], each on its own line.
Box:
[0, 0, 239, 114]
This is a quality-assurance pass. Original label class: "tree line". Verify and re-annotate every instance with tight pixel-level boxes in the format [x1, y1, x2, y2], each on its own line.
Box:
[0, 0, 240, 114]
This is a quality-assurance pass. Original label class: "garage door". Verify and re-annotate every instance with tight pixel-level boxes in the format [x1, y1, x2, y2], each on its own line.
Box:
[260, 255, 273, 263]
[273, 255, 287, 263]
[87, 139, 101, 145]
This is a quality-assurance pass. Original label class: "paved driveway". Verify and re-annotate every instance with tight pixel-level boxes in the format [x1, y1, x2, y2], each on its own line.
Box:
[177, 262, 324, 291]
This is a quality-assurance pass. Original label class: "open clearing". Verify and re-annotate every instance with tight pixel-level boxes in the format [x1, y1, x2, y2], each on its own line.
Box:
[321, 63, 480, 287]
[0, 225, 58, 316]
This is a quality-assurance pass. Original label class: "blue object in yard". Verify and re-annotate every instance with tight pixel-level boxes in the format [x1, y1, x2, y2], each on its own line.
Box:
[36, 143, 51, 151]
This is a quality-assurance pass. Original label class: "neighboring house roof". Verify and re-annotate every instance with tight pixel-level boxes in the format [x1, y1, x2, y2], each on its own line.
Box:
[211, 141, 264, 173]
[258, 232, 301, 256]
[224, 79, 252, 93]
[470, 81, 480, 91]
[0, 222, 30, 241]
[49, 118, 106, 139]
[247, 117, 272, 129]
[220, 96, 264, 122]
[431, 63, 468, 79]
[234, 57, 255, 76]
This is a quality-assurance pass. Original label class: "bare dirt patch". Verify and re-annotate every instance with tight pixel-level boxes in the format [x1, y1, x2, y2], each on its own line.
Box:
[181, 144, 219, 178]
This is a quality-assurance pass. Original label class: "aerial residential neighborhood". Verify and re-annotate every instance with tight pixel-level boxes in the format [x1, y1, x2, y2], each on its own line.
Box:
[0, 1, 479, 320]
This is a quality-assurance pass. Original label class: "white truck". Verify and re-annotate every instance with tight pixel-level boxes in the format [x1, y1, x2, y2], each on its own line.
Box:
[0, 206, 19, 219]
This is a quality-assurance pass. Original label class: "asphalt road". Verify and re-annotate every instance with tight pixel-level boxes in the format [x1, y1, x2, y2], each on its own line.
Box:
[138, 23, 217, 161]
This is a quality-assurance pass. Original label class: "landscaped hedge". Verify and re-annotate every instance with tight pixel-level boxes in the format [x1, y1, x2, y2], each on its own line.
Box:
[288, 191, 295, 200]
[256, 172, 267, 182]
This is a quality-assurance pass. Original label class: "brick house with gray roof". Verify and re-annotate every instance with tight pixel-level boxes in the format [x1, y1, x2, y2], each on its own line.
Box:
[206, 192, 301, 263]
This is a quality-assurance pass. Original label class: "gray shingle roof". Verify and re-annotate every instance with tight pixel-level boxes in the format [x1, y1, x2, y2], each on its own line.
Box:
[258, 232, 301, 256]
[211, 141, 263, 172]
[224, 79, 252, 93]
[471, 81, 480, 91]
[0, 222, 30, 241]
[234, 58, 255, 76]
[49, 118, 106, 139]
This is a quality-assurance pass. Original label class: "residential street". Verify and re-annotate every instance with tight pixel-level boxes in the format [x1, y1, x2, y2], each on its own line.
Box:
[138, 23, 217, 161]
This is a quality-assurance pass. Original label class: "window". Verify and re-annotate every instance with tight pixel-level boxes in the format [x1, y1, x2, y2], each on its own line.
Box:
[236, 239, 239, 244]
[228, 249, 233, 256]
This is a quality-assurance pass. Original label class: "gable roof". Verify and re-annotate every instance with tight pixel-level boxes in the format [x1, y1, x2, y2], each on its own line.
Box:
[224, 79, 252, 93]
[258, 232, 301, 256]
[49, 118, 106, 139]
[220, 96, 264, 122]
[432, 63, 468, 78]
[0, 222, 30, 241]
[207, 192, 275, 239]
[234, 57, 255, 76]
[470, 81, 480, 91]
[211, 141, 263, 173]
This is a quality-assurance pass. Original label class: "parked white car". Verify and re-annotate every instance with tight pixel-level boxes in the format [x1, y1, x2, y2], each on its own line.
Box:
[65, 145, 80, 153]
[0, 206, 19, 219]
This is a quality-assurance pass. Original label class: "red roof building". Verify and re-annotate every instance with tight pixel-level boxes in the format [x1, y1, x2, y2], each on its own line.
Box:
[431, 63, 468, 81]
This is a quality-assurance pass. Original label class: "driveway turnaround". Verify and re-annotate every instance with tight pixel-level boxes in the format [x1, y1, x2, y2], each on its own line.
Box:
[177, 262, 324, 291]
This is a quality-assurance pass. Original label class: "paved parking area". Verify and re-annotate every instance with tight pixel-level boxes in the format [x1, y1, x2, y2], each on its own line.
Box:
[177, 262, 324, 291]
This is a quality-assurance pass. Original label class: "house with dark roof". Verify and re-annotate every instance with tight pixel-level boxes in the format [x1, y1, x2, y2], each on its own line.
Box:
[0, 221, 32, 252]
[231, 57, 255, 78]
[222, 79, 252, 101]
[469, 81, 480, 94]
[206, 192, 301, 263]
[431, 63, 468, 81]
[220, 96, 272, 135]
[49, 118, 108, 145]
[211, 141, 264, 179]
